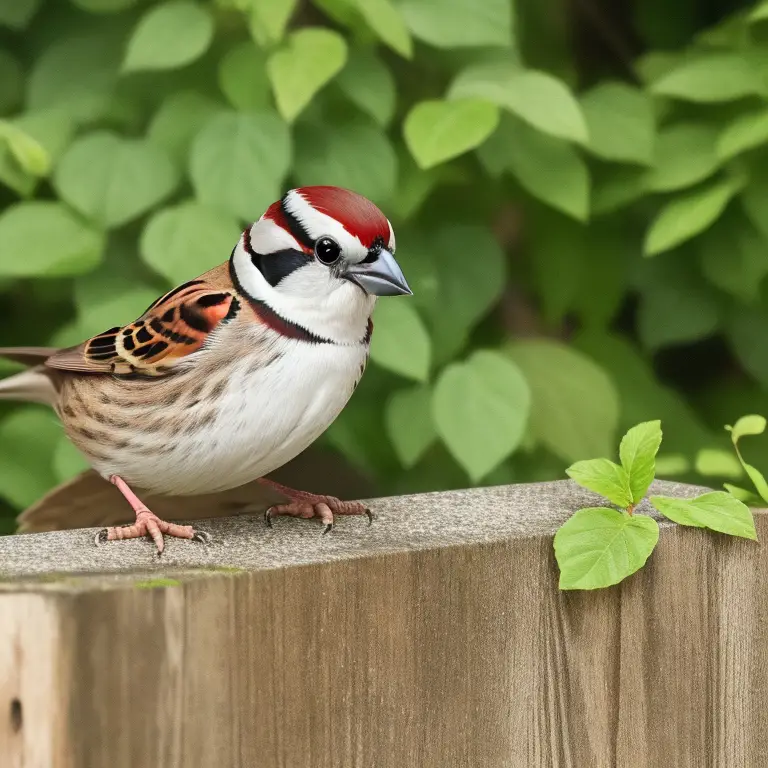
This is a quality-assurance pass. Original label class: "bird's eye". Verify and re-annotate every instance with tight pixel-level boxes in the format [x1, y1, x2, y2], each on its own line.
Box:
[315, 236, 341, 265]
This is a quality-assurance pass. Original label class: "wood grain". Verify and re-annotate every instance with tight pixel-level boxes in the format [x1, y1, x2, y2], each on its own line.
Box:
[1, 480, 766, 767]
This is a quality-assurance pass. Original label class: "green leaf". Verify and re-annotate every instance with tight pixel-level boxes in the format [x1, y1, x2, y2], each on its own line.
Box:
[0, 406, 59, 509]
[28, 33, 121, 124]
[0, 50, 22, 115]
[0, 0, 40, 29]
[432, 351, 530, 482]
[249, 0, 299, 43]
[370, 300, 430, 381]
[0, 202, 103, 277]
[724, 484, 763, 506]
[294, 118, 396, 204]
[486, 116, 589, 221]
[650, 54, 765, 103]
[408, 224, 505, 359]
[54, 132, 179, 228]
[73, 0, 137, 10]
[147, 91, 220, 168]
[566, 459, 632, 508]
[0, 110, 74, 196]
[0, 123, 50, 177]
[728, 307, 768, 389]
[141, 202, 240, 284]
[357, 0, 413, 58]
[554, 507, 659, 590]
[645, 123, 721, 192]
[336, 49, 396, 127]
[695, 448, 743, 479]
[123, 1, 214, 73]
[699, 212, 768, 304]
[717, 109, 768, 160]
[644, 178, 740, 256]
[397, 0, 513, 48]
[52, 435, 90, 484]
[218, 43, 271, 112]
[190, 111, 291, 221]
[508, 340, 619, 463]
[741, 169, 768, 243]
[728, 414, 767, 441]
[450, 63, 587, 144]
[267, 28, 348, 122]
[385, 385, 436, 467]
[404, 98, 499, 169]
[619, 420, 662, 504]
[751, 1, 768, 20]
[651, 492, 757, 539]
[580, 82, 654, 165]
[591, 165, 647, 215]
[638, 282, 719, 350]
[725, 413, 768, 504]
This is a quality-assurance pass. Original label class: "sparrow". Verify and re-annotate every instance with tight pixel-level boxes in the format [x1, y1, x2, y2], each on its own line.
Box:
[0, 185, 411, 553]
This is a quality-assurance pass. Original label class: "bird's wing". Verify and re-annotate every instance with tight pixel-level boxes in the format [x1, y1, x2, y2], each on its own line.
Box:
[45, 280, 240, 376]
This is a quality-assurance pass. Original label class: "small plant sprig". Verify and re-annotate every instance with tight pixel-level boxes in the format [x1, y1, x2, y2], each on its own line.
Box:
[723, 415, 768, 508]
[554, 420, 757, 591]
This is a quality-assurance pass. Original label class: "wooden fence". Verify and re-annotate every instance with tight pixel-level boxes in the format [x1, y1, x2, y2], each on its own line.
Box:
[1, 479, 766, 767]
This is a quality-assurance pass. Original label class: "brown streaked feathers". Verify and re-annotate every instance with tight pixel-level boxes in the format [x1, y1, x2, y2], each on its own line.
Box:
[46, 279, 240, 376]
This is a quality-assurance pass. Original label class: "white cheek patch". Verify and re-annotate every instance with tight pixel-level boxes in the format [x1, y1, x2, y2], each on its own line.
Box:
[250, 216, 302, 254]
[284, 189, 368, 261]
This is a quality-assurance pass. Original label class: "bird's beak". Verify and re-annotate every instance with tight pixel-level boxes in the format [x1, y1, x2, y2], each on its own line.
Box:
[344, 248, 412, 296]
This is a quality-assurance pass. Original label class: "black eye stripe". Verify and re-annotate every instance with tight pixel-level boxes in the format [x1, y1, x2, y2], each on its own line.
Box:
[241, 226, 312, 287]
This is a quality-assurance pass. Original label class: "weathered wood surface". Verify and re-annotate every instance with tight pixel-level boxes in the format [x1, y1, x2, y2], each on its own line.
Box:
[1, 479, 767, 768]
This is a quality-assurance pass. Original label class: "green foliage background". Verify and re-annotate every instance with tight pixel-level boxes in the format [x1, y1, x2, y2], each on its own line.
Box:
[1, 0, 767, 531]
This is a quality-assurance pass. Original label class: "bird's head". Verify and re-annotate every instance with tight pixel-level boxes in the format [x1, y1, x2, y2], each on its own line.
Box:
[230, 186, 410, 342]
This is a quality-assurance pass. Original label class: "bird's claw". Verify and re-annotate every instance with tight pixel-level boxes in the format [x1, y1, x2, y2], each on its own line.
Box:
[94, 529, 109, 546]
[365, 508, 374, 526]
[264, 507, 274, 528]
[192, 530, 211, 545]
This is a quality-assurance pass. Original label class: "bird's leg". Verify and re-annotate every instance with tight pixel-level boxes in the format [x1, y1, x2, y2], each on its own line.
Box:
[96, 475, 210, 554]
[257, 477, 373, 535]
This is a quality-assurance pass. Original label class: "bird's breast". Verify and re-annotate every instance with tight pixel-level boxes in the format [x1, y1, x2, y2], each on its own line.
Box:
[61, 338, 368, 496]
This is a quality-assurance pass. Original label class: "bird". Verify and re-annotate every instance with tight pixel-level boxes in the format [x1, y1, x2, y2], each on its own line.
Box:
[0, 185, 411, 553]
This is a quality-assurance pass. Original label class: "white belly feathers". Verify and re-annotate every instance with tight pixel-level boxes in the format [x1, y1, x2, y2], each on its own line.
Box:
[98, 338, 367, 496]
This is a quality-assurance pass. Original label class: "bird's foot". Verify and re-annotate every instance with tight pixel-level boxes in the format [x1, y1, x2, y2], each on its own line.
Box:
[96, 475, 210, 555]
[96, 511, 210, 555]
[258, 478, 372, 535]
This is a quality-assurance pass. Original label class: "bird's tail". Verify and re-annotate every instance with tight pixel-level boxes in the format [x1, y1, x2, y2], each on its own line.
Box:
[0, 347, 60, 406]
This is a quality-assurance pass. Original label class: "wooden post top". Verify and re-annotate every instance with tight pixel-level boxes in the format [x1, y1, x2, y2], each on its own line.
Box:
[0, 479, 708, 588]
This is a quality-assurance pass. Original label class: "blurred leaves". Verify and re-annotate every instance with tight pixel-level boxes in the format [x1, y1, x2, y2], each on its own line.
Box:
[370, 300, 431, 381]
[508, 340, 620, 464]
[396, 0, 513, 48]
[432, 351, 530, 482]
[451, 63, 588, 143]
[1, 0, 768, 523]
[404, 98, 499, 168]
[267, 28, 347, 122]
[141, 202, 240, 284]
[580, 82, 654, 165]
[122, 1, 214, 73]
[54, 132, 179, 227]
[0, 202, 103, 276]
[190, 111, 291, 220]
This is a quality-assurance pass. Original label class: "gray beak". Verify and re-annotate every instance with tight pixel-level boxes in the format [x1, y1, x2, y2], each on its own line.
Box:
[344, 248, 412, 297]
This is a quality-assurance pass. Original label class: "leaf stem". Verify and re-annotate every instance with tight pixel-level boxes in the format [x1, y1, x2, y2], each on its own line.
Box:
[627, 503, 635, 516]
